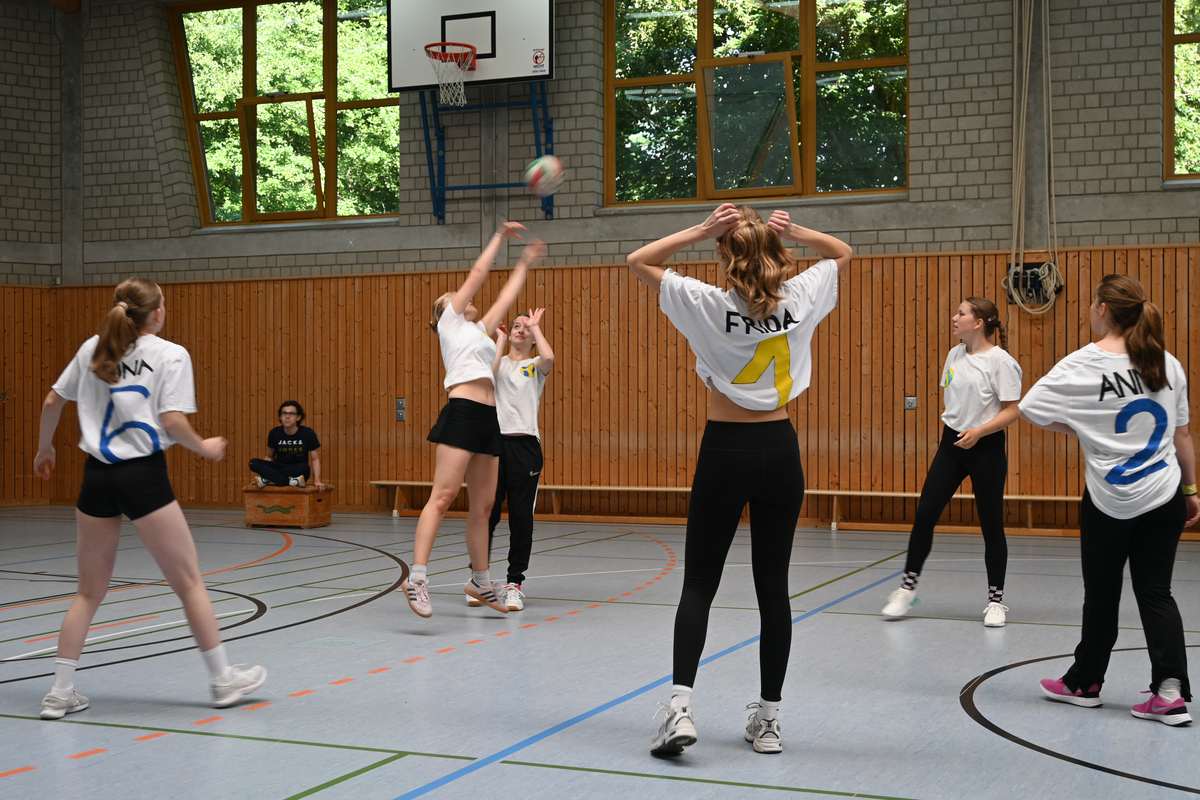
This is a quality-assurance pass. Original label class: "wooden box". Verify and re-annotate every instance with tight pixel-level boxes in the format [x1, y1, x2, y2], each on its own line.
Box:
[243, 484, 333, 529]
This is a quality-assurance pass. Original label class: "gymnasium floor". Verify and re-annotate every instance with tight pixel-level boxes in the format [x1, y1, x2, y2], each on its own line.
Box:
[0, 506, 1197, 800]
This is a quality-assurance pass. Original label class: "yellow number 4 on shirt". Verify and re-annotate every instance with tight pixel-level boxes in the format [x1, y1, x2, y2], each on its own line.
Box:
[732, 333, 792, 409]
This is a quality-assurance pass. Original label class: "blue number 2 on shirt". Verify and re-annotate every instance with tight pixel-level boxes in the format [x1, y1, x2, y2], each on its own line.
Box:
[99, 385, 161, 463]
[1104, 398, 1168, 486]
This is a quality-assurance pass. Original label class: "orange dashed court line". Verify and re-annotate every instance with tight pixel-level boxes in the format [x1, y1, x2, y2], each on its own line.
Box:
[329, 679, 354, 685]
[192, 717, 224, 725]
[519, 624, 537, 629]
[621, 592, 634, 596]
[435, 648, 455, 654]
[493, 631, 511, 636]
[25, 616, 159, 643]
[465, 639, 484, 644]
[368, 668, 391, 674]
[0, 767, 36, 778]
[403, 657, 424, 663]
[243, 702, 272, 710]
[543, 617, 560, 622]
[67, 749, 107, 760]
[567, 610, 583, 615]
[588, 604, 601, 608]
[133, 732, 168, 742]
[289, 690, 315, 697]
[607, 598, 619, 602]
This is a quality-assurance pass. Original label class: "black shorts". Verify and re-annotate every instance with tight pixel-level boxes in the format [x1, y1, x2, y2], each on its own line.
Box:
[77, 450, 176, 521]
[427, 398, 503, 456]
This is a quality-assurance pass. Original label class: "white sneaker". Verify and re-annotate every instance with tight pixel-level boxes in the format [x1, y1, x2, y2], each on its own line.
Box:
[650, 702, 697, 756]
[404, 578, 432, 617]
[744, 703, 782, 754]
[40, 688, 89, 720]
[984, 602, 1008, 627]
[255, 476, 269, 488]
[464, 578, 509, 613]
[465, 580, 505, 607]
[288, 476, 305, 487]
[211, 665, 267, 708]
[882, 586, 919, 618]
[503, 582, 524, 611]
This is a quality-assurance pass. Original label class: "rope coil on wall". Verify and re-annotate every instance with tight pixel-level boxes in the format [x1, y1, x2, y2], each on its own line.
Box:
[1007, 0, 1064, 316]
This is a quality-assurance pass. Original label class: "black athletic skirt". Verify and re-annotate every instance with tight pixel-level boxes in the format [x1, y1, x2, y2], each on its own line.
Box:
[427, 398, 503, 456]
[77, 450, 176, 521]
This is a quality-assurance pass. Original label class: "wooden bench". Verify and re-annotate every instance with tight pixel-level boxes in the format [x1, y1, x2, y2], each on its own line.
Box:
[244, 484, 334, 529]
[370, 480, 1080, 530]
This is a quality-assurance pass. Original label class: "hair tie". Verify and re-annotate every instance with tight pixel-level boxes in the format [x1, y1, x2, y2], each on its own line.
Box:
[115, 300, 131, 316]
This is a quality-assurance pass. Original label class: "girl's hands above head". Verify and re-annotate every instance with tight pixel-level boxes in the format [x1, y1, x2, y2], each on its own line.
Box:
[497, 221, 526, 240]
[702, 203, 740, 240]
[526, 308, 545, 327]
[767, 210, 792, 236]
[496, 324, 508, 340]
[521, 238, 546, 263]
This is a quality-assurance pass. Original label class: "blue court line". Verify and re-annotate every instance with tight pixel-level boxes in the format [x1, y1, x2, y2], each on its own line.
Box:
[393, 568, 903, 800]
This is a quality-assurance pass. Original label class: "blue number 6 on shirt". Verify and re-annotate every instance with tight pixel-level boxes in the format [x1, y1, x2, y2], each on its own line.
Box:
[1104, 398, 1169, 486]
[99, 385, 161, 463]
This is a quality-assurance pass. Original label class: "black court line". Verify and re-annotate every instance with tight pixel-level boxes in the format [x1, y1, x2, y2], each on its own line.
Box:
[960, 645, 1200, 794]
[0, 531, 408, 684]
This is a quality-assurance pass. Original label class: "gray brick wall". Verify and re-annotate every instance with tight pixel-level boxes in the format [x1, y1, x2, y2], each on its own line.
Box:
[0, 2, 58, 245]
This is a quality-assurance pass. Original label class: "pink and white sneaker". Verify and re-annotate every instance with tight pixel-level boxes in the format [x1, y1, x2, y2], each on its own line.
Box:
[1039, 677, 1102, 707]
[1131, 693, 1192, 726]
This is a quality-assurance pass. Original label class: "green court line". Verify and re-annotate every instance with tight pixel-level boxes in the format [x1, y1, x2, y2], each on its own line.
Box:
[283, 753, 409, 800]
[0, 712, 473, 759]
[789, 551, 907, 600]
[498, 760, 921, 799]
[822, 610, 1200, 633]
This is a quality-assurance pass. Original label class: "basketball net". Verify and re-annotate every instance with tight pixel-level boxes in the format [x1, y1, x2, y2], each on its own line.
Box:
[425, 43, 476, 107]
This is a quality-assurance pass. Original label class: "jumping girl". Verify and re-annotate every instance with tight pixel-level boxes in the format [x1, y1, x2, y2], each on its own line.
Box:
[1021, 274, 1197, 725]
[402, 224, 545, 619]
[628, 203, 852, 757]
[33, 277, 266, 719]
[881, 297, 1023, 626]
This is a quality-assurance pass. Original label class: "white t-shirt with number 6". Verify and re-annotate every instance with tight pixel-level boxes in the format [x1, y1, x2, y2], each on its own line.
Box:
[53, 334, 198, 464]
[658, 259, 839, 411]
[1019, 343, 1189, 519]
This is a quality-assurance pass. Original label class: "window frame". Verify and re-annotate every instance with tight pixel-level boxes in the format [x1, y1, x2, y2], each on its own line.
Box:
[1166, 0, 1200, 180]
[167, 0, 400, 226]
[604, 0, 910, 207]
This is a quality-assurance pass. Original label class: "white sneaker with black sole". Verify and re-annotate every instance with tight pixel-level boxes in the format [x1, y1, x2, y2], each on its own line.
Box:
[650, 702, 697, 756]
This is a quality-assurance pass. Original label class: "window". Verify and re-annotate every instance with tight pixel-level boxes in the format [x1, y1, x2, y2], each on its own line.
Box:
[1169, 0, 1200, 178]
[607, 0, 907, 205]
[168, 0, 400, 225]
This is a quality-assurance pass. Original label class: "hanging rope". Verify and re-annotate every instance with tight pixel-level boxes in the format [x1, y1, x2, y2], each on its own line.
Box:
[1007, 0, 1064, 316]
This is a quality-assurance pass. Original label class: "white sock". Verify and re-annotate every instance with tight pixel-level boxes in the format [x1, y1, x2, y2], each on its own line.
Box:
[201, 644, 232, 684]
[410, 564, 427, 583]
[1159, 678, 1183, 702]
[757, 697, 780, 721]
[52, 657, 78, 697]
[670, 684, 693, 710]
[472, 569, 491, 588]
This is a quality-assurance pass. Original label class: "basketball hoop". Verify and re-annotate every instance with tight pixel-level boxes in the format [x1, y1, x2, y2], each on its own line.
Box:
[425, 42, 476, 107]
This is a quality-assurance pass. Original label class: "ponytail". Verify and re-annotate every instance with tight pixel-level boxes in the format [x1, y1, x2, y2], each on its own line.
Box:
[429, 291, 452, 332]
[90, 277, 162, 385]
[1095, 274, 1167, 392]
[719, 206, 799, 321]
[965, 296, 1007, 351]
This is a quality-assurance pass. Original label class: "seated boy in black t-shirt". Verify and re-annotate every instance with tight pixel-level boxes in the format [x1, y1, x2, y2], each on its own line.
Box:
[249, 400, 324, 490]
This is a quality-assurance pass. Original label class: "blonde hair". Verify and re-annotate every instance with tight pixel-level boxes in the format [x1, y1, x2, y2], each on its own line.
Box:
[90, 277, 162, 385]
[964, 296, 1008, 350]
[429, 291, 453, 332]
[719, 206, 801, 320]
[1095, 274, 1168, 392]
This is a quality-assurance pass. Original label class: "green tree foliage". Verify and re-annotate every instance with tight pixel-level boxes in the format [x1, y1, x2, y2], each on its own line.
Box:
[816, 67, 906, 191]
[615, 0, 697, 79]
[1177, 43, 1200, 175]
[182, 0, 398, 221]
[816, 0, 906, 62]
[713, 0, 799, 57]
[615, 86, 698, 201]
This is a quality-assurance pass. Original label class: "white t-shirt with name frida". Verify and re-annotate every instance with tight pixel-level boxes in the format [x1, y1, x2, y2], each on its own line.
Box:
[939, 344, 1024, 432]
[52, 334, 198, 464]
[438, 304, 497, 390]
[658, 259, 839, 411]
[1019, 344, 1189, 519]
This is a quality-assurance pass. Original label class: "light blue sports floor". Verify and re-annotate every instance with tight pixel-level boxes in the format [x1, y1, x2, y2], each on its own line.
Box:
[1, 506, 1197, 799]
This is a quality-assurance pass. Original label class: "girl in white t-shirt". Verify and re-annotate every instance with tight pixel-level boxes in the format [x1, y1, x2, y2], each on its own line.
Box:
[1020, 274, 1198, 725]
[402, 223, 545, 619]
[472, 307, 555, 612]
[629, 204, 852, 758]
[881, 297, 1023, 626]
[33, 277, 266, 720]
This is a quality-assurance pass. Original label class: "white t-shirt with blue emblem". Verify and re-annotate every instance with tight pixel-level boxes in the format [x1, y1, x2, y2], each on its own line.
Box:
[939, 344, 1024, 432]
[495, 356, 548, 438]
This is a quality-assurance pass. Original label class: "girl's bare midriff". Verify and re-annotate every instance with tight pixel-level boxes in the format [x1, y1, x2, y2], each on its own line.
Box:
[708, 385, 789, 423]
[447, 376, 496, 406]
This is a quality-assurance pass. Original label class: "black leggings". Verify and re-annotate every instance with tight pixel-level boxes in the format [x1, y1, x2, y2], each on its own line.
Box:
[904, 425, 1008, 588]
[249, 458, 310, 485]
[672, 419, 804, 703]
[1064, 490, 1191, 700]
[487, 435, 543, 585]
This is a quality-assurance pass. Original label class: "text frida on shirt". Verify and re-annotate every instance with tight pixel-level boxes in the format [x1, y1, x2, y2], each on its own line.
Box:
[724, 309, 801, 335]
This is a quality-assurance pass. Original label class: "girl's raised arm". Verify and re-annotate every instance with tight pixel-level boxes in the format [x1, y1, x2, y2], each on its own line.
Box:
[452, 222, 526, 316]
[480, 239, 545, 335]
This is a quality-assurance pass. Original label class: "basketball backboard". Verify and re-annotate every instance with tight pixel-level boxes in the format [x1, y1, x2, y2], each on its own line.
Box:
[387, 0, 554, 93]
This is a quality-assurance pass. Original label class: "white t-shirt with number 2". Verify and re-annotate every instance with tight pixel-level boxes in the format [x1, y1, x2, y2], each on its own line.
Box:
[53, 334, 198, 464]
[1019, 343, 1189, 519]
[658, 259, 839, 411]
